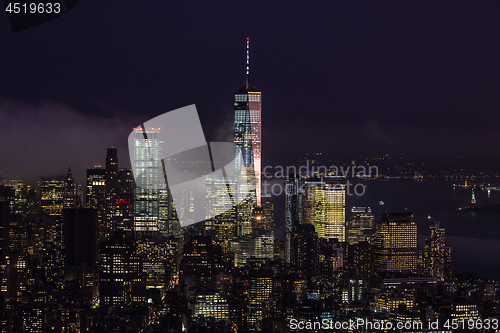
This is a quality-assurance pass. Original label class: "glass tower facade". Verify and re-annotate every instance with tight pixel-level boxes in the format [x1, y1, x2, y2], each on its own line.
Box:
[374, 212, 418, 274]
[204, 173, 237, 253]
[133, 127, 161, 238]
[301, 176, 346, 241]
[234, 38, 262, 207]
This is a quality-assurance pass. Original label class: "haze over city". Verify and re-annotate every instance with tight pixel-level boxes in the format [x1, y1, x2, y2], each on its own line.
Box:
[3, 1, 500, 183]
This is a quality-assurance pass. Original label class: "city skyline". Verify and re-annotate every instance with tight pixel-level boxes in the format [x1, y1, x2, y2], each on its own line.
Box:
[1, 32, 499, 279]
[1, 2, 500, 331]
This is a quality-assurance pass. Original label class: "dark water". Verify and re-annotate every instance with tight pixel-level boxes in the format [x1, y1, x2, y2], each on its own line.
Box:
[348, 179, 500, 280]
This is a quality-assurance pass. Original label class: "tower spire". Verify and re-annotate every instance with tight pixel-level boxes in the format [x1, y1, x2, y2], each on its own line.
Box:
[246, 37, 250, 89]
[67, 166, 73, 180]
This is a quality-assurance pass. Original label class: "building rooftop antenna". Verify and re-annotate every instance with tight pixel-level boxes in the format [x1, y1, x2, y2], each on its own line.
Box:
[246, 37, 250, 89]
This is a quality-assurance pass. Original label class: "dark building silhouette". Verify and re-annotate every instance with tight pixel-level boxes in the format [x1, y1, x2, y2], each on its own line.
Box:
[63, 167, 79, 209]
[346, 240, 373, 301]
[106, 148, 118, 194]
[0, 201, 9, 263]
[86, 167, 106, 242]
[293, 224, 319, 278]
[115, 168, 135, 232]
[63, 208, 98, 282]
[180, 235, 227, 283]
[100, 232, 146, 306]
[285, 172, 300, 264]
[105, 147, 118, 235]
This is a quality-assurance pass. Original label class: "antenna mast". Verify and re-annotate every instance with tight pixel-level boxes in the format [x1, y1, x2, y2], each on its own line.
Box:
[246, 37, 250, 89]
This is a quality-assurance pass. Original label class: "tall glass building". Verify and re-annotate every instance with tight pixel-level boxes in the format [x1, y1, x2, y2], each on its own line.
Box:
[374, 212, 418, 274]
[234, 38, 262, 207]
[203, 173, 237, 253]
[132, 127, 161, 238]
[301, 176, 346, 241]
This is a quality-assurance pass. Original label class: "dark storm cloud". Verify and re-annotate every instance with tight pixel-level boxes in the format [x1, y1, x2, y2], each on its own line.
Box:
[0, 99, 131, 185]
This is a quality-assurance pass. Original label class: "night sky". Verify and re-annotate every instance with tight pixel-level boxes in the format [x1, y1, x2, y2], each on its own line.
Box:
[2, 1, 500, 183]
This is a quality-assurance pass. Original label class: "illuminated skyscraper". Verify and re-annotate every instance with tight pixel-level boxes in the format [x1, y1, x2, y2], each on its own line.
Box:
[40, 176, 65, 216]
[100, 232, 146, 306]
[0, 179, 28, 215]
[251, 206, 274, 262]
[22, 306, 44, 333]
[115, 168, 135, 232]
[194, 293, 229, 323]
[86, 168, 106, 209]
[204, 173, 237, 253]
[347, 206, 374, 245]
[106, 147, 118, 234]
[132, 127, 161, 238]
[261, 195, 275, 229]
[346, 239, 373, 291]
[136, 234, 170, 290]
[234, 38, 261, 206]
[346, 208, 374, 295]
[423, 222, 451, 281]
[374, 212, 418, 274]
[86, 167, 106, 241]
[247, 267, 273, 331]
[4, 213, 28, 303]
[63, 167, 75, 209]
[63, 167, 83, 209]
[230, 203, 274, 267]
[301, 176, 346, 241]
[158, 187, 181, 238]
